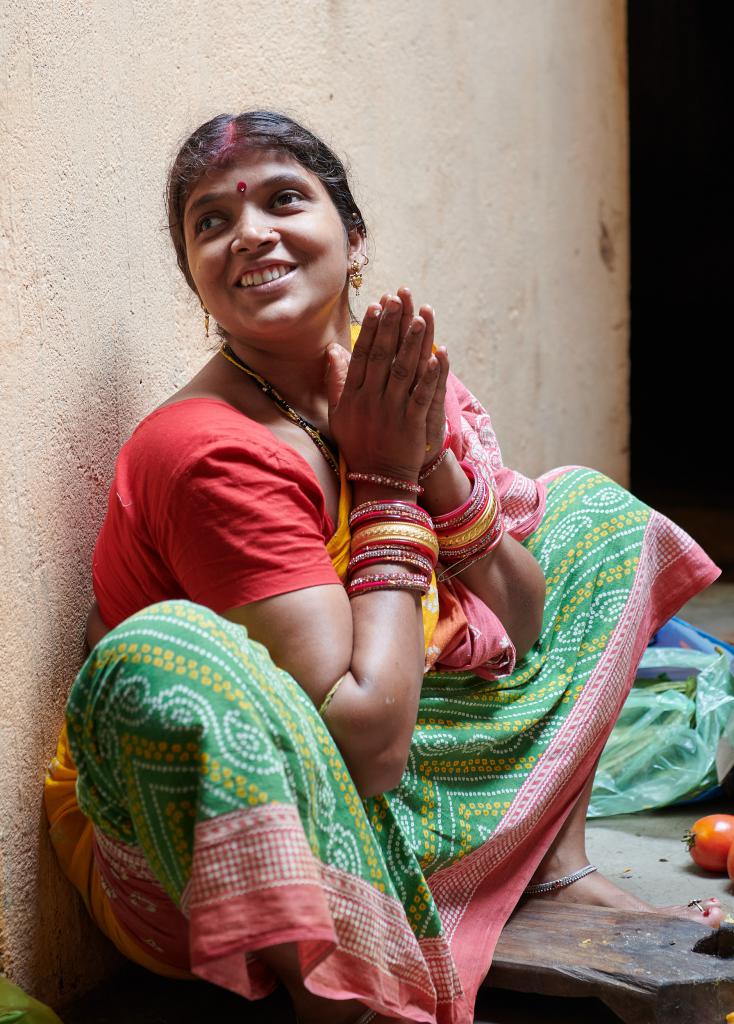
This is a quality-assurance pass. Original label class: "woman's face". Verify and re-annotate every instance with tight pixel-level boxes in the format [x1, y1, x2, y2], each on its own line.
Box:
[182, 148, 362, 348]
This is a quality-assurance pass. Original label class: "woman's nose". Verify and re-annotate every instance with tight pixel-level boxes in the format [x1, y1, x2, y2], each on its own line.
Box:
[230, 213, 278, 253]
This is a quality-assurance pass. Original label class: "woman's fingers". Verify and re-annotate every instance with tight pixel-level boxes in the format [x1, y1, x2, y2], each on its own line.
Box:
[396, 286, 414, 344]
[343, 303, 382, 392]
[427, 345, 450, 425]
[384, 316, 425, 401]
[413, 304, 435, 390]
[408, 353, 441, 411]
[362, 295, 403, 392]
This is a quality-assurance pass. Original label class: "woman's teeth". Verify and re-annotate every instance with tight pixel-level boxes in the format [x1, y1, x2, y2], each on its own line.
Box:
[239, 265, 293, 288]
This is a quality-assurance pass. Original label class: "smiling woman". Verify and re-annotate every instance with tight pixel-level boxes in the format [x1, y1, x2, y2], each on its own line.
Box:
[44, 110, 724, 1024]
[183, 162, 331, 328]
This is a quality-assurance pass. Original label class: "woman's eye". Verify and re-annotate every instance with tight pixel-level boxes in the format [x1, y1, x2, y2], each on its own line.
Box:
[272, 191, 303, 208]
[197, 214, 225, 234]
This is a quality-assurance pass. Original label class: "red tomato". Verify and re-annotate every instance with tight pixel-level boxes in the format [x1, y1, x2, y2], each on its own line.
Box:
[683, 814, 734, 873]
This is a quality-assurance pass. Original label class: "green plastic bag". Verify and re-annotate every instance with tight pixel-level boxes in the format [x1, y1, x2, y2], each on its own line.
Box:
[0, 979, 64, 1024]
[588, 646, 734, 817]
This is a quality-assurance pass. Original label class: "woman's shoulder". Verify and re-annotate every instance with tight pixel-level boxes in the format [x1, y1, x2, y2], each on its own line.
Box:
[124, 397, 297, 471]
[117, 397, 329, 516]
[106, 395, 331, 534]
[132, 396, 270, 440]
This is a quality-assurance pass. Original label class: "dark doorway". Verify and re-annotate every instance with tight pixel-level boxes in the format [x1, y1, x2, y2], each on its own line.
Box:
[628, 2, 733, 580]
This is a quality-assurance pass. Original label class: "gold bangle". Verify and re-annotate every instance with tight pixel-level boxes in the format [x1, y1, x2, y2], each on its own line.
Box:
[351, 522, 439, 559]
[318, 673, 348, 718]
[437, 497, 498, 550]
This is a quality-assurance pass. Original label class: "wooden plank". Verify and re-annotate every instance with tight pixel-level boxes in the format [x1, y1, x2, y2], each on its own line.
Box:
[485, 902, 734, 1023]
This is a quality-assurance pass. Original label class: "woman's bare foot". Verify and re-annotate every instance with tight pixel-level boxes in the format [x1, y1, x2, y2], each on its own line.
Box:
[524, 865, 725, 928]
[525, 756, 726, 930]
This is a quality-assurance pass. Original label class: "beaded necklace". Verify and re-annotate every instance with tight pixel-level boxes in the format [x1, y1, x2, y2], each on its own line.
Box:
[219, 342, 340, 477]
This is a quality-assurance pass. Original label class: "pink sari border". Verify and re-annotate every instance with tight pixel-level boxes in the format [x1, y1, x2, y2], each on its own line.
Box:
[182, 803, 471, 1023]
[425, 506, 721, 1008]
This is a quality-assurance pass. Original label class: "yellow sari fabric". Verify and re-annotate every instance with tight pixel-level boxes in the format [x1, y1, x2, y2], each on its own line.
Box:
[44, 724, 193, 978]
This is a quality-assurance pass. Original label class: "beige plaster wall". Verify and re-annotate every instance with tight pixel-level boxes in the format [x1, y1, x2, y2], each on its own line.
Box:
[0, 0, 628, 1006]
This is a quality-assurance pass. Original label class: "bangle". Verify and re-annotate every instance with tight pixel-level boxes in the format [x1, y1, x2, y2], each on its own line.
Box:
[437, 523, 505, 581]
[347, 472, 423, 495]
[347, 546, 434, 578]
[433, 465, 490, 531]
[318, 673, 348, 718]
[419, 420, 452, 481]
[351, 522, 439, 563]
[438, 510, 504, 562]
[346, 572, 431, 598]
[419, 446, 450, 482]
[349, 501, 433, 531]
[437, 494, 498, 550]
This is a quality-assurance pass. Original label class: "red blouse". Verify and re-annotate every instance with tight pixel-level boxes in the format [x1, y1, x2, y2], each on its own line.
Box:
[92, 399, 341, 628]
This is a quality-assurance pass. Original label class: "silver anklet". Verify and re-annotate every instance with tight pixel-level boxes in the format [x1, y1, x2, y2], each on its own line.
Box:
[524, 863, 598, 895]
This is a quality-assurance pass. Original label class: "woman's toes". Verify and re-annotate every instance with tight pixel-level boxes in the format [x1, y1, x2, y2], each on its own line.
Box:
[701, 898, 725, 929]
[669, 898, 726, 929]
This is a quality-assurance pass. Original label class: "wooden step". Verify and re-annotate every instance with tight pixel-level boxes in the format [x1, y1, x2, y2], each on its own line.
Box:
[485, 901, 734, 1023]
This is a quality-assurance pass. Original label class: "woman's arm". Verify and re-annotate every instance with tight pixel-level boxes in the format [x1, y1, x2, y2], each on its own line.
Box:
[224, 299, 444, 800]
[223, 483, 426, 801]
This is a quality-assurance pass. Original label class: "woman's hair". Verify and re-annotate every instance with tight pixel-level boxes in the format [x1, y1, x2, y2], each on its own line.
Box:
[166, 110, 367, 296]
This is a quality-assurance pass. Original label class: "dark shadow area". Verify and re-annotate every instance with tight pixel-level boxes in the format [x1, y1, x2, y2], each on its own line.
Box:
[62, 966, 626, 1024]
[629, 2, 733, 579]
[476, 987, 622, 1023]
[62, 964, 295, 1023]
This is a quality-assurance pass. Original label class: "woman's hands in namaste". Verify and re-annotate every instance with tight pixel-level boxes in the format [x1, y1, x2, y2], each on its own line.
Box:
[326, 291, 450, 481]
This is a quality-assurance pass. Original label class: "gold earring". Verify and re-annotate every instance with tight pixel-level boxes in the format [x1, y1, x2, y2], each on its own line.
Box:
[348, 255, 369, 296]
[200, 301, 210, 338]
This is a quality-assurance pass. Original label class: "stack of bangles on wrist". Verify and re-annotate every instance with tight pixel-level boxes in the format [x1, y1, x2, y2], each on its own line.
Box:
[434, 464, 505, 582]
[346, 500, 438, 598]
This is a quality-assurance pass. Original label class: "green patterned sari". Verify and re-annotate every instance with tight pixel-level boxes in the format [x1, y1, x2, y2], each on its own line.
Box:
[54, 464, 719, 1024]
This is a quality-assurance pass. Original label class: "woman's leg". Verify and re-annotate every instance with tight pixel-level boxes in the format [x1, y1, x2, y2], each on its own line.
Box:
[66, 602, 388, 1023]
[526, 757, 724, 926]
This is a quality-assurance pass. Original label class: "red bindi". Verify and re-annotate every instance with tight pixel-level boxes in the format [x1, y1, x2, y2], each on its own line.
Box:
[236, 181, 247, 193]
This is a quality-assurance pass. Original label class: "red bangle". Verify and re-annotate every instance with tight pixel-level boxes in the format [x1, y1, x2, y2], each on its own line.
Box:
[437, 517, 506, 581]
[347, 572, 431, 598]
[349, 501, 434, 531]
[347, 547, 434, 578]
[433, 464, 494, 532]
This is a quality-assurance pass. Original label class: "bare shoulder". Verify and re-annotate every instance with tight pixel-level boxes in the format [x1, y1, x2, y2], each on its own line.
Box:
[153, 352, 232, 412]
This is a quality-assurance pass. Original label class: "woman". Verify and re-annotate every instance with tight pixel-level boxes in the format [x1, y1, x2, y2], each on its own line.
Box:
[45, 111, 723, 1024]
